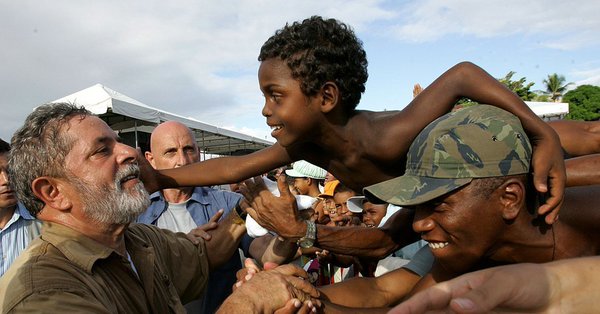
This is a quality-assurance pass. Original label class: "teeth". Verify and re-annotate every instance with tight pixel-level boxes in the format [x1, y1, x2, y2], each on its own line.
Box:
[428, 242, 449, 250]
[270, 125, 282, 131]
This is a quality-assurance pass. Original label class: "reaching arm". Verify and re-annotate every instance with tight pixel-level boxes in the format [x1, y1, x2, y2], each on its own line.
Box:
[248, 233, 298, 266]
[566, 154, 600, 186]
[401, 62, 565, 223]
[548, 120, 600, 157]
[140, 144, 292, 194]
[240, 176, 418, 260]
[319, 268, 421, 309]
[389, 257, 600, 314]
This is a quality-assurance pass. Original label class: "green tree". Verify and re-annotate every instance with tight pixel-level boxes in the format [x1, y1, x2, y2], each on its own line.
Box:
[543, 73, 572, 102]
[564, 85, 600, 121]
[498, 71, 536, 101]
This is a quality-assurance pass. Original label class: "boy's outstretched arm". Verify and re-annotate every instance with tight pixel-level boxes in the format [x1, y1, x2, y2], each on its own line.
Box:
[402, 61, 565, 224]
[139, 144, 292, 193]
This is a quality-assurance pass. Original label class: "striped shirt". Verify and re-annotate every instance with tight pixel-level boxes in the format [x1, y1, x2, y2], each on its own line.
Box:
[0, 203, 40, 277]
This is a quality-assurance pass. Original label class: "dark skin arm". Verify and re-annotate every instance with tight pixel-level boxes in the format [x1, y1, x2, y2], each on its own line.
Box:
[319, 268, 422, 310]
[240, 175, 418, 260]
[548, 120, 600, 157]
[139, 144, 292, 193]
[565, 154, 600, 186]
[392, 62, 564, 223]
[248, 233, 298, 267]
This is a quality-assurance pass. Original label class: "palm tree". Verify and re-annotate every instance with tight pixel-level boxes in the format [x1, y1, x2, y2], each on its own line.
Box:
[543, 73, 572, 102]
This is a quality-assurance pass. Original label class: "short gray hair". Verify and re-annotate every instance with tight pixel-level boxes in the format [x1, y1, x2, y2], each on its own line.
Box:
[9, 103, 91, 216]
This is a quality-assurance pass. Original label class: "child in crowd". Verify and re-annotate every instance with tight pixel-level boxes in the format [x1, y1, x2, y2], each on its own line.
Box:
[144, 15, 564, 224]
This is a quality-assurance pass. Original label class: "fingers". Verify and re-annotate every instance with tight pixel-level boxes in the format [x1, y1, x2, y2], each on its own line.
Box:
[273, 299, 303, 314]
[277, 174, 293, 198]
[209, 208, 224, 223]
[532, 150, 565, 224]
[244, 258, 262, 273]
[272, 264, 309, 279]
[263, 261, 279, 270]
[287, 275, 320, 298]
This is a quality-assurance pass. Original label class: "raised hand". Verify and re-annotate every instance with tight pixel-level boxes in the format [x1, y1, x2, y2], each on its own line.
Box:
[185, 209, 224, 244]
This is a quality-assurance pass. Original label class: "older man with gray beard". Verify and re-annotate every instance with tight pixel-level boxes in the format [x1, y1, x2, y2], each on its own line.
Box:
[0, 103, 319, 313]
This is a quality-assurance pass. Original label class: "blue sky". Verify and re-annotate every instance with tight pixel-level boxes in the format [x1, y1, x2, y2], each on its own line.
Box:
[1, 0, 599, 141]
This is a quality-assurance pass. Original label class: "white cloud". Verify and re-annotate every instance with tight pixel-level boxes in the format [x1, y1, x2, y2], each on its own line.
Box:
[0, 0, 393, 140]
[388, 0, 600, 49]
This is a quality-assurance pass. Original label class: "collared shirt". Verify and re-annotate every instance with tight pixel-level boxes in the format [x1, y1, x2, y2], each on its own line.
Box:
[0, 222, 209, 313]
[0, 203, 40, 277]
[138, 187, 252, 314]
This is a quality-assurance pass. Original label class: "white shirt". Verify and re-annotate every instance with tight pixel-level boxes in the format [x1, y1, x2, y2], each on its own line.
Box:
[156, 201, 197, 233]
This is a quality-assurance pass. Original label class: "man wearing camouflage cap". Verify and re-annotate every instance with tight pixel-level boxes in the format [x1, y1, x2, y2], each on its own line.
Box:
[365, 105, 600, 290]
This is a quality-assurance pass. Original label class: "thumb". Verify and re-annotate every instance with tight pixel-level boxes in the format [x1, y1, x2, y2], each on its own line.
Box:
[277, 174, 292, 198]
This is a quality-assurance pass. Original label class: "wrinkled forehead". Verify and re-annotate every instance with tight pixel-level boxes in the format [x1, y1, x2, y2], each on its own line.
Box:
[63, 115, 118, 154]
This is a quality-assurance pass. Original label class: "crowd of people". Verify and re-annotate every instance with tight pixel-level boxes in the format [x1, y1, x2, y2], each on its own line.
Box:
[1, 15, 600, 313]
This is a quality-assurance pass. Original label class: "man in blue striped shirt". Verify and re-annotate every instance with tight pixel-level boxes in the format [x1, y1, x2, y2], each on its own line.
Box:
[0, 138, 41, 276]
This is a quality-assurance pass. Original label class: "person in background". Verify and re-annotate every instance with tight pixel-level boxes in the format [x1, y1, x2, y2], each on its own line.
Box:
[138, 121, 296, 313]
[285, 160, 326, 198]
[0, 138, 41, 277]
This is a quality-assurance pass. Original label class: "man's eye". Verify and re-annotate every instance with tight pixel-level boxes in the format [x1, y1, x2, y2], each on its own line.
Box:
[94, 147, 109, 155]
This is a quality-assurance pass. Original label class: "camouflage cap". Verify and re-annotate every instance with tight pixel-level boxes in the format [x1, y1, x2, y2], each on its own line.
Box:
[364, 105, 532, 206]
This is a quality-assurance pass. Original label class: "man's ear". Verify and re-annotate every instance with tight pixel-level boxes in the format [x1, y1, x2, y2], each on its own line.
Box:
[145, 151, 156, 168]
[320, 82, 339, 113]
[31, 177, 72, 211]
[499, 179, 526, 220]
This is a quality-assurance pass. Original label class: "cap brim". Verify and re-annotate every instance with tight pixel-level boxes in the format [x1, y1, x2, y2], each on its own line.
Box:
[285, 169, 304, 178]
[346, 196, 365, 213]
[363, 174, 473, 206]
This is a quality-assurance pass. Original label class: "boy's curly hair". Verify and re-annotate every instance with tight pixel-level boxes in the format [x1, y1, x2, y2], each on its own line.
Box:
[258, 16, 368, 111]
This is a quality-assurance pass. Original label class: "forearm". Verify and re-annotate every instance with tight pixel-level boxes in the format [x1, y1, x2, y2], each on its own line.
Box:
[205, 212, 247, 270]
[550, 257, 600, 312]
[159, 145, 290, 189]
[320, 277, 392, 308]
[288, 211, 416, 260]
[565, 154, 600, 186]
[405, 62, 539, 124]
[320, 301, 390, 314]
[249, 234, 298, 266]
[314, 225, 399, 260]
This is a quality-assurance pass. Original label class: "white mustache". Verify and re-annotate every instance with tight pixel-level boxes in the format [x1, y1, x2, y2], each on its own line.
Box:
[115, 164, 140, 185]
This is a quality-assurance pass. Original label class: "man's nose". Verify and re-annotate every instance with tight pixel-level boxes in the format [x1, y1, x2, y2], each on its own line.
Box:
[116, 142, 138, 164]
[412, 212, 435, 234]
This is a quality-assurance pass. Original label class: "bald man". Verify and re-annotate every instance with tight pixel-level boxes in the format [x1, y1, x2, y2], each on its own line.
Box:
[137, 121, 295, 313]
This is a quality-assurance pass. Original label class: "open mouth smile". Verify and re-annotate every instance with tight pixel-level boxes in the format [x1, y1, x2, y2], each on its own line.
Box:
[428, 241, 449, 250]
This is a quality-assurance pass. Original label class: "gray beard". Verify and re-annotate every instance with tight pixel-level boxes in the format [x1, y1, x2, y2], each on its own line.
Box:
[72, 164, 150, 225]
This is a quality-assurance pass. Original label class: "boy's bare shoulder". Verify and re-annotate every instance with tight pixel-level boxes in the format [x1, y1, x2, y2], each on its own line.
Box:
[351, 110, 413, 157]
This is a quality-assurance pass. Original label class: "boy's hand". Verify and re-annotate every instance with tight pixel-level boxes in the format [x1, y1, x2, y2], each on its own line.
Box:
[137, 148, 162, 194]
[529, 124, 565, 224]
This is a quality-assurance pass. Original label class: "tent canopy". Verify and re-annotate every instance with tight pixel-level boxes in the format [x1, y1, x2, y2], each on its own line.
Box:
[52, 84, 274, 156]
[525, 101, 569, 121]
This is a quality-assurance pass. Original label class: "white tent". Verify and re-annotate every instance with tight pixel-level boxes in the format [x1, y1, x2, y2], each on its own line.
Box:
[525, 101, 569, 121]
[52, 84, 274, 156]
